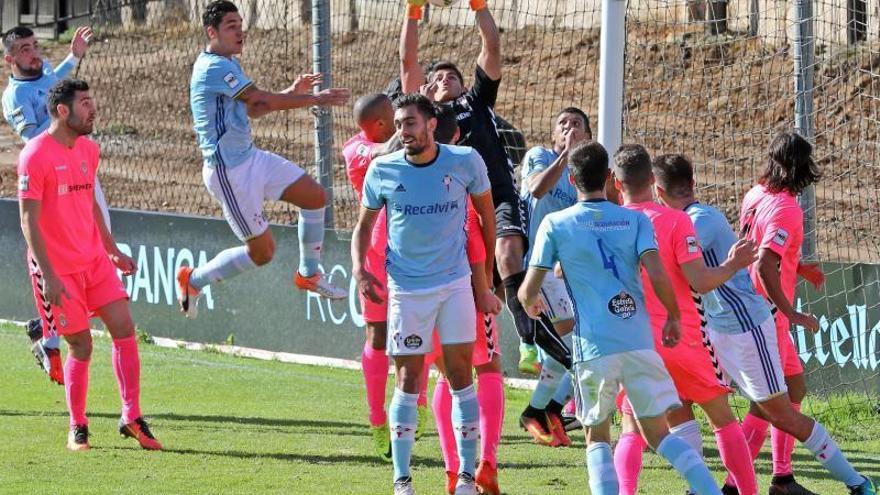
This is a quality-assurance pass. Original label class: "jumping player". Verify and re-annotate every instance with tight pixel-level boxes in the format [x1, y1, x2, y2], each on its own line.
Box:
[518, 107, 589, 447]
[399, 0, 547, 374]
[614, 144, 759, 495]
[652, 152, 878, 495]
[18, 79, 161, 451]
[179, 0, 351, 315]
[733, 132, 856, 495]
[519, 140, 724, 495]
[352, 94, 496, 495]
[2, 25, 105, 384]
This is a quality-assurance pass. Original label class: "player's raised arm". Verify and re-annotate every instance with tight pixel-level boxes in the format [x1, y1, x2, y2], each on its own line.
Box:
[473, 1, 501, 81]
[236, 83, 350, 119]
[681, 239, 757, 293]
[399, 2, 427, 94]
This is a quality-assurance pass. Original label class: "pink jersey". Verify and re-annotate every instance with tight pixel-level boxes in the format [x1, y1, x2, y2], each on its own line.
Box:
[626, 201, 704, 332]
[343, 131, 387, 255]
[740, 184, 803, 311]
[17, 132, 104, 275]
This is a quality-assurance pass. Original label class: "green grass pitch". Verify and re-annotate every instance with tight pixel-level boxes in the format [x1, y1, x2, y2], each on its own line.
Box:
[0, 323, 877, 494]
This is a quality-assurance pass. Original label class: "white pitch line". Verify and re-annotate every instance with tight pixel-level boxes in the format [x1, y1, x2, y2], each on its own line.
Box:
[0, 318, 537, 390]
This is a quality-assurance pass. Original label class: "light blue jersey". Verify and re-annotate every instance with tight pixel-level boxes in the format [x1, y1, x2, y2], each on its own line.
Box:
[686, 202, 773, 334]
[2, 57, 76, 141]
[520, 146, 577, 259]
[362, 144, 491, 291]
[189, 51, 255, 169]
[530, 199, 658, 362]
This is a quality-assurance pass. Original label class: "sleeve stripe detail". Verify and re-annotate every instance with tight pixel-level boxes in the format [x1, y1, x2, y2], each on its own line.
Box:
[232, 81, 254, 99]
[530, 265, 553, 271]
[638, 248, 658, 259]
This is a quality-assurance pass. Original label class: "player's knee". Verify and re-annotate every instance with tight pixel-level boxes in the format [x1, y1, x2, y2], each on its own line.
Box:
[366, 323, 387, 349]
[248, 243, 275, 266]
[495, 242, 523, 276]
[67, 338, 93, 361]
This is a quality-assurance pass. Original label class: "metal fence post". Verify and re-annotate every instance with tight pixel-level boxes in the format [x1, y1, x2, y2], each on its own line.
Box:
[793, 0, 817, 260]
[312, 0, 334, 229]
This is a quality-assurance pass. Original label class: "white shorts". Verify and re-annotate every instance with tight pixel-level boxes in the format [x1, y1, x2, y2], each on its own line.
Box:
[387, 276, 476, 356]
[573, 349, 681, 427]
[708, 317, 788, 403]
[203, 148, 306, 241]
[539, 272, 574, 323]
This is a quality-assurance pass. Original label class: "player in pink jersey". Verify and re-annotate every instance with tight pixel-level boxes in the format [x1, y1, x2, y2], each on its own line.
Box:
[614, 144, 759, 495]
[17, 79, 161, 452]
[731, 132, 825, 495]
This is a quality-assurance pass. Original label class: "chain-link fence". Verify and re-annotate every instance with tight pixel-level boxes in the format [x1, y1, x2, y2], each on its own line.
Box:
[0, 0, 877, 418]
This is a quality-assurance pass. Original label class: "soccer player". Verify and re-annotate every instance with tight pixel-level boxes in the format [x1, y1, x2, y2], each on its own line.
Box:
[518, 140, 723, 495]
[18, 79, 161, 451]
[734, 132, 846, 495]
[399, 0, 545, 374]
[652, 153, 878, 495]
[178, 0, 351, 315]
[517, 107, 589, 447]
[343, 92, 433, 460]
[2, 25, 104, 384]
[614, 144, 759, 495]
[352, 94, 496, 495]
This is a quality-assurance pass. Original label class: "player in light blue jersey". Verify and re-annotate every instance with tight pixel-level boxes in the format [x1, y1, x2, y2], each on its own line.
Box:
[517, 107, 589, 446]
[2, 25, 104, 383]
[653, 154, 877, 495]
[352, 94, 497, 495]
[519, 141, 724, 495]
[178, 0, 351, 317]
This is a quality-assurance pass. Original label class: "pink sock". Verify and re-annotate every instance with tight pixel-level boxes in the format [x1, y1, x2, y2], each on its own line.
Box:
[564, 399, 576, 416]
[361, 343, 389, 427]
[614, 431, 647, 495]
[477, 371, 504, 467]
[432, 376, 459, 473]
[771, 403, 800, 476]
[112, 335, 142, 423]
[715, 422, 758, 495]
[725, 413, 769, 486]
[64, 356, 90, 427]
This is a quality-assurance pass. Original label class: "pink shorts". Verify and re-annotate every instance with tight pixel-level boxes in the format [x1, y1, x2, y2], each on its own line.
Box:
[427, 312, 501, 367]
[774, 314, 804, 377]
[653, 322, 731, 404]
[29, 255, 128, 337]
[359, 248, 388, 324]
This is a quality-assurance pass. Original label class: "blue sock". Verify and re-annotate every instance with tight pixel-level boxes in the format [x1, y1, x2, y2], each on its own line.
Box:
[451, 384, 480, 476]
[530, 332, 571, 409]
[297, 208, 325, 277]
[389, 388, 419, 481]
[656, 434, 721, 495]
[586, 442, 619, 495]
[190, 245, 257, 290]
[803, 421, 864, 487]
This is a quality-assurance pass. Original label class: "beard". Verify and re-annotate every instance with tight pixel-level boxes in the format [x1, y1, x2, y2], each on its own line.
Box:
[15, 60, 42, 78]
[67, 113, 94, 136]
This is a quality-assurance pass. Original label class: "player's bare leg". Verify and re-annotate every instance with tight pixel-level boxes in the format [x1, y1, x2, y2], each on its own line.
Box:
[497, 235, 539, 374]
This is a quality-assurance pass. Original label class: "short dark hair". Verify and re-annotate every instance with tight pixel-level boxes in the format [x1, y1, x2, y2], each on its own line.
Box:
[428, 61, 464, 86]
[652, 154, 695, 199]
[392, 93, 436, 121]
[613, 144, 653, 189]
[3, 26, 34, 54]
[433, 104, 458, 144]
[568, 141, 609, 193]
[760, 132, 821, 195]
[47, 79, 89, 117]
[203, 0, 238, 30]
[556, 107, 592, 137]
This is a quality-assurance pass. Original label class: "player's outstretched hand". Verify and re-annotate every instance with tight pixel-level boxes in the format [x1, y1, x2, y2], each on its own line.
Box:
[356, 270, 384, 304]
[797, 262, 825, 289]
[290, 73, 322, 95]
[43, 274, 71, 307]
[110, 252, 137, 276]
[727, 238, 758, 270]
[476, 289, 502, 315]
[70, 27, 93, 59]
[661, 317, 681, 348]
[314, 88, 350, 107]
[791, 311, 820, 333]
